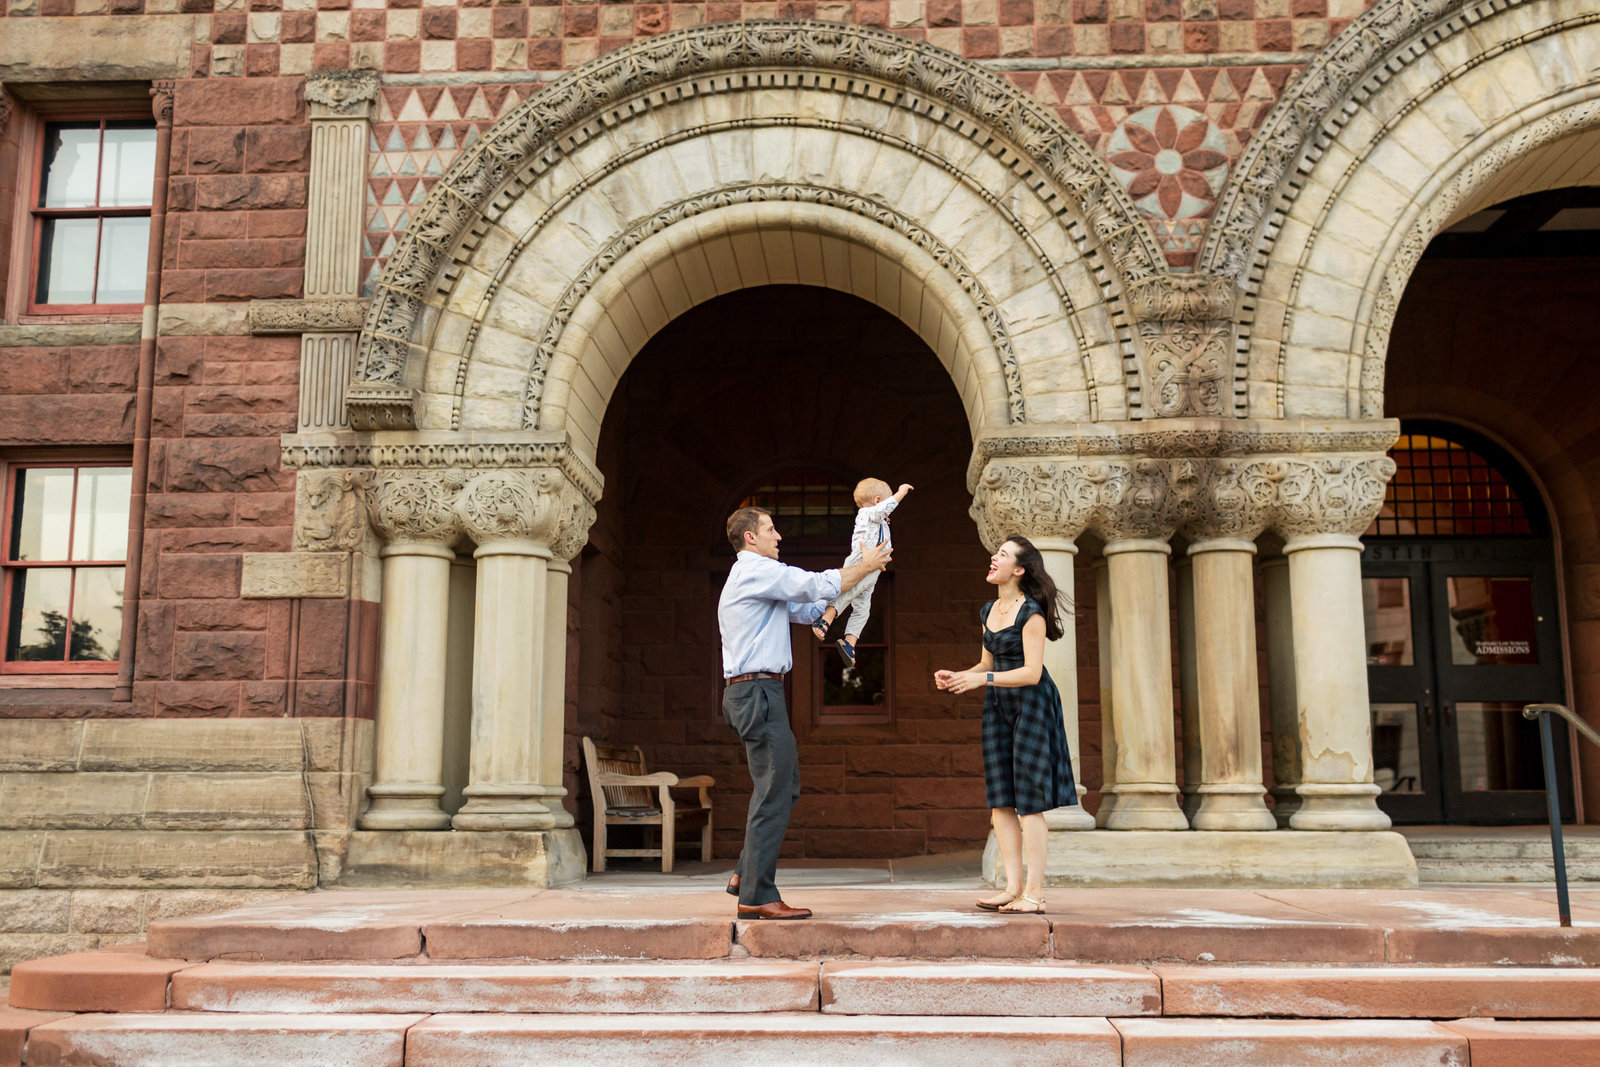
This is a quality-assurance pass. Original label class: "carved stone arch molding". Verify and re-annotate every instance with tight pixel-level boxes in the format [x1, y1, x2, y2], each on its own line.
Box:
[1199, 0, 1600, 418]
[348, 19, 1215, 443]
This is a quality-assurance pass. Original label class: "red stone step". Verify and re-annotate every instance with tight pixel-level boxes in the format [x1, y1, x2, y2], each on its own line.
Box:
[21, 1013, 424, 1067]
[1111, 1018, 1470, 1066]
[402, 1013, 1124, 1065]
[1156, 964, 1600, 1019]
[1, 1005, 72, 1067]
[818, 960, 1161, 1016]
[8, 946, 187, 1013]
[1439, 1020, 1600, 1066]
[171, 960, 820, 1013]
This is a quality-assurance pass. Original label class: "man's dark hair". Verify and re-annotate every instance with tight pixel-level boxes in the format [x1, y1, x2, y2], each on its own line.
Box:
[726, 506, 771, 550]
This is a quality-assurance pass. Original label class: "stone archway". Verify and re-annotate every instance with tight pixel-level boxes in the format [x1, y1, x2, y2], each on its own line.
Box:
[347, 20, 1178, 439]
[1199, 0, 1600, 419]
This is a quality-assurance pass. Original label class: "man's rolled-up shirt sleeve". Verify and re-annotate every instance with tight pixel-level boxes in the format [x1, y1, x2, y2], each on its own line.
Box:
[747, 557, 839, 605]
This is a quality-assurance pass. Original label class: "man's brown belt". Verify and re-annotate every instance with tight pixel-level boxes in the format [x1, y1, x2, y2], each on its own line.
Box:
[726, 671, 785, 685]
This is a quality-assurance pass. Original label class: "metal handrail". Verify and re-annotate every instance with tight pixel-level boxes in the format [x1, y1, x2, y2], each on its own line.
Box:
[1521, 703, 1597, 928]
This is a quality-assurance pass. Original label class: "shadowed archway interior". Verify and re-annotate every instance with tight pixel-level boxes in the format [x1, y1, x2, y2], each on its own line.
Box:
[569, 284, 1090, 861]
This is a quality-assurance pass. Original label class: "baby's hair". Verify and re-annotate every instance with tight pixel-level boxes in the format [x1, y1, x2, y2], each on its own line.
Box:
[853, 478, 891, 507]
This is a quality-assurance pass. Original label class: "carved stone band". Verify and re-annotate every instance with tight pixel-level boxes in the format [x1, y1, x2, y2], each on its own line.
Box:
[250, 298, 371, 335]
[969, 452, 1396, 548]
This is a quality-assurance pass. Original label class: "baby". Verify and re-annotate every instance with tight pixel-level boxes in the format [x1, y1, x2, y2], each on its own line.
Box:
[814, 478, 912, 663]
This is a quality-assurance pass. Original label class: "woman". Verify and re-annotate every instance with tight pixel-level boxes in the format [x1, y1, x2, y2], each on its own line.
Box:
[934, 535, 1077, 914]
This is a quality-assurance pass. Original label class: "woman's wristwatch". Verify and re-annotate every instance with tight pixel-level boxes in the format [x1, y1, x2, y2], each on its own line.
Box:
[986, 671, 994, 685]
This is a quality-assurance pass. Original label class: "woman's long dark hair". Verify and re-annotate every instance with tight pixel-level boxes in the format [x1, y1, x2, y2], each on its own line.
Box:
[1003, 535, 1071, 642]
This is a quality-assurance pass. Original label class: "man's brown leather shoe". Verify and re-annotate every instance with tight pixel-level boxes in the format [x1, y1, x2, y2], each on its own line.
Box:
[725, 873, 740, 896]
[737, 900, 812, 920]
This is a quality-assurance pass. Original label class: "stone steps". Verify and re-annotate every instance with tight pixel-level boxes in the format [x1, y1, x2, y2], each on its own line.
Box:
[8, 886, 1600, 1063]
[11, 1010, 1600, 1066]
[1403, 828, 1600, 885]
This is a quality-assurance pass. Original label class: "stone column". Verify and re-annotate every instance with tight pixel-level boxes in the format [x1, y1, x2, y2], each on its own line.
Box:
[361, 471, 462, 830]
[540, 559, 576, 829]
[299, 70, 378, 432]
[1187, 538, 1276, 830]
[452, 471, 565, 830]
[1101, 538, 1188, 830]
[1093, 558, 1118, 827]
[1273, 455, 1397, 831]
[1260, 552, 1303, 827]
[1034, 538, 1094, 830]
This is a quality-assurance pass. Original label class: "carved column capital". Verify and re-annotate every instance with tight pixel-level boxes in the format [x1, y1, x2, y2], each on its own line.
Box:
[1182, 457, 1273, 544]
[1091, 458, 1194, 544]
[1247, 454, 1396, 541]
[455, 469, 563, 549]
[366, 469, 466, 547]
[150, 81, 176, 126]
[969, 459, 1102, 551]
[305, 69, 381, 120]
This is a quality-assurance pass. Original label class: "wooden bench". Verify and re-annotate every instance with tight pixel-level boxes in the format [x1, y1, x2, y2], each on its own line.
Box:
[581, 737, 714, 873]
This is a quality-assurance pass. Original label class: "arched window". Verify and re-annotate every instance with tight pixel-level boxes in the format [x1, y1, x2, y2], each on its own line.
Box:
[1366, 425, 1543, 538]
[736, 468, 858, 543]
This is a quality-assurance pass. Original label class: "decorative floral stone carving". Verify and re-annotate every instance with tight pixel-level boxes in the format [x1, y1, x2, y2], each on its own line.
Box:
[455, 469, 566, 547]
[1139, 320, 1230, 418]
[366, 470, 465, 546]
[305, 69, 381, 119]
[970, 446, 1397, 548]
[251, 299, 370, 335]
[1253, 455, 1397, 540]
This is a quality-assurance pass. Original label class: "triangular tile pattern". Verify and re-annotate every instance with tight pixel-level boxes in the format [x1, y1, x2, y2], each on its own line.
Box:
[363, 85, 535, 295]
[361, 65, 1303, 289]
[1009, 65, 1297, 267]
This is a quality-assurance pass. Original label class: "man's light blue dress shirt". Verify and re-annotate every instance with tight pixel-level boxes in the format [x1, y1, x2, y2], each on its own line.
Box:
[718, 551, 841, 677]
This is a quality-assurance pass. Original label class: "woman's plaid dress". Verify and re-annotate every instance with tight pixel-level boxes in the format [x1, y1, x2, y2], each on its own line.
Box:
[981, 599, 1079, 815]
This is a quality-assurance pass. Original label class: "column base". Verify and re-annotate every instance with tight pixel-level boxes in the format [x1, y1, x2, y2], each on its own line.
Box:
[1043, 799, 1095, 831]
[358, 788, 451, 831]
[452, 785, 563, 830]
[1103, 788, 1189, 830]
[1289, 784, 1393, 831]
[341, 827, 587, 887]
[1093, 791, 1118, 828]
[984, 829, 1418, 888]
[1193, 786, 1277, 831]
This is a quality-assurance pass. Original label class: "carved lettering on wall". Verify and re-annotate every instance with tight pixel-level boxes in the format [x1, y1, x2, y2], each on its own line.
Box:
[241, 552, 352, 599]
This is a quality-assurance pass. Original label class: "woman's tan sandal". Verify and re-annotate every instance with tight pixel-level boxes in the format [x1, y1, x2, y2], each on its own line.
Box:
[975, 892, 1018, 911]
[1000, 894, 1045, 914]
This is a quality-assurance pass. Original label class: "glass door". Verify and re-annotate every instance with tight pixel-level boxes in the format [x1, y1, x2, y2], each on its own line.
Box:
[1362, 541, 1573, 824]
[1430, 552, 1571, 823]
[1363, 557, 1444, 822]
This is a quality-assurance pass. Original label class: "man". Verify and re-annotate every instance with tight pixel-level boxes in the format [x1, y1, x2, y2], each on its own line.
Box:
[719, 505, 891, 919]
